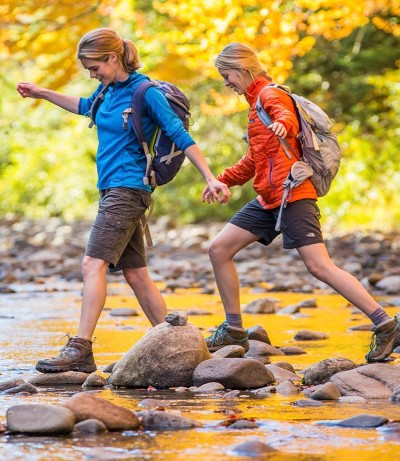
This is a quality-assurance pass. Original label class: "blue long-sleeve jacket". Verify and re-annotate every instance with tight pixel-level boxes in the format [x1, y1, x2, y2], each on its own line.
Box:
[78, 72, 195, 192]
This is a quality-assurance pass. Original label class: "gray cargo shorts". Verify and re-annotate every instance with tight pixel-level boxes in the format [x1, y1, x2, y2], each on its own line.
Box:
[85, 187, 152, 272]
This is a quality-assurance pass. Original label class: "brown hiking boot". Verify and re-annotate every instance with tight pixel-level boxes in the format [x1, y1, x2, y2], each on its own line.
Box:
[35, 335, 97, 373]
[366, 317, 400, 363]
[205, 321, 249, 352]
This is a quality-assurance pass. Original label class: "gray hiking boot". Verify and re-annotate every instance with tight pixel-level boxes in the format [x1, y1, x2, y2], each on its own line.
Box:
[35, 335, 97, 373]
[205, 321, 249, 352]
[366, 317, 400, 363]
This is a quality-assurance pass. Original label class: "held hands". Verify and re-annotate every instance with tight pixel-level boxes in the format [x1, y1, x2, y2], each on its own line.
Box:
[202, 180, 230, 204]
[16, 82, 43, 99]
[268, 121, 287, 139]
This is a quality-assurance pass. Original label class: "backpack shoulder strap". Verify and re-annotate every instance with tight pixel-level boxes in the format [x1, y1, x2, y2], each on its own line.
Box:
[88, 85, 110, 128]
[255, 85, 299, 161]
[128, 80, 157, 187]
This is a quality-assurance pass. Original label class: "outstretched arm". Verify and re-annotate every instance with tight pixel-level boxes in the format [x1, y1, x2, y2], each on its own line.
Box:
[184, 144, 231, 204]
[16, 82, 80, 114]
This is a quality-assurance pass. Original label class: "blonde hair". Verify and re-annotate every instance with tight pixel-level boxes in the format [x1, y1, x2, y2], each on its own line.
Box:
[215, 42, 266, 81]
[77, 28, 141, 73]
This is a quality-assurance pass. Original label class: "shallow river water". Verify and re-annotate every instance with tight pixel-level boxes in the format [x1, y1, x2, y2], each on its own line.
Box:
[1, 279, 400, 461]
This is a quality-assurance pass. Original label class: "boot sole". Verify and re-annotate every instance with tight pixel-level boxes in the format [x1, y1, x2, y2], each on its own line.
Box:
[35, 363, 97, 374]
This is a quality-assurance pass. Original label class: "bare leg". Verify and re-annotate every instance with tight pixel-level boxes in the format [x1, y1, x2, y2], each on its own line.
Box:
[77, 256, 108, 340]
[208, 223, 260, 315]
[297, 243, 380, 316]
[123, 267, 167, 326]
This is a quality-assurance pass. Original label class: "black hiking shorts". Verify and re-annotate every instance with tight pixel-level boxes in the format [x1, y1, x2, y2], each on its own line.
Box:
[85, 187, 152, 272]
[229, 198, 324, 249]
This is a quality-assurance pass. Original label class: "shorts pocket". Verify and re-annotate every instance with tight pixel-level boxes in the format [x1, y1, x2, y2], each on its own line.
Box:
[104, 212, 132, 230]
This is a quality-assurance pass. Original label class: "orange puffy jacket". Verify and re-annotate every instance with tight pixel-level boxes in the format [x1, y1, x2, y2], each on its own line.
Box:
[217, 75, 317, 210]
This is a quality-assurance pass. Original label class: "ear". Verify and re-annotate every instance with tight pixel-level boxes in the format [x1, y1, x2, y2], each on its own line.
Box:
[109, 52, 118, 63]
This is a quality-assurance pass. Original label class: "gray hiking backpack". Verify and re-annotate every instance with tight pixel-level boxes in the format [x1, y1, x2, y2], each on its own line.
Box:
[256, 84, 341, 230]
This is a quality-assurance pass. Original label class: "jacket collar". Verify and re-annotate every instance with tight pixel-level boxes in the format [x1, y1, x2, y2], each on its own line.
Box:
[245, 74, 273, 106]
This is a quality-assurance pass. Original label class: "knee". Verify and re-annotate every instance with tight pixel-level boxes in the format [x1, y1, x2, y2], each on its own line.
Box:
[123, 267, 148, 288]
[82, 256, 106, 279]
[208, 238, 231, 264]
[304, 260, 332, 282]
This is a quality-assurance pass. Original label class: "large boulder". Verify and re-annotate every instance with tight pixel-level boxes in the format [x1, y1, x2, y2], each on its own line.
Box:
[302, 358, 356, 385]
[109, 322, 211, 388]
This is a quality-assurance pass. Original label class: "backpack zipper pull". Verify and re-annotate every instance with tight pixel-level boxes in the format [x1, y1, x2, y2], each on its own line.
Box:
[122, 108, 133, 129]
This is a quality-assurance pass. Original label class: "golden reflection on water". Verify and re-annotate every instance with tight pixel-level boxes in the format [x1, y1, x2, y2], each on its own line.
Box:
[1, 284, 400, 460]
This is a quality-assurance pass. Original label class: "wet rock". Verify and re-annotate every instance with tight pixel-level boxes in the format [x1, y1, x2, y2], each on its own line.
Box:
[348, 324, 372, 331]
[293, 330, 329, 341]
[0, 378, 25, 392]
[191, 382, 225, 393]
[329, 367, 393, 399]
[246, 325, 271, 344]
[356, 363, 400, 390]
[302, 358, 357, 385]
[193, 358, 275, 389]
[64, 393, 140, 431]
[7, 404, 75, 435]
[212, 345, 246, 358]
[293, 399, 324, 407]
[244, 341, 279, 363]
[165, 311, 188, 326]
[279, 346, 307, 355]
[338, 396, 368, 404]
[229, 419, 259, 429]
[310, 382, 341, 400]
[375, 276, 400, 294]
[140, 410, 201, 430]
[109, 308, 139, 317]
[231, 440, 278, 456]
[102, 362, 116, 373]
[82, 373, 107, 388]
[273, 362, 296, 373]
[174, 387, 190, 393]
[109, 322, 211, 388]
[243, 298, 279, 314]
[2, 383, 38, 395]
[336, 414, 389, 428]
[265, 365, 301, 383]
[278, 303, 302, 315]
[28, 371, 89, 386]
[186, 308, 213, 315]
[223, 390, 241, 399]
[138, 398, 166, 409]
[73, 419, 108, 435]
[251, 386, 276, 397]
[275, 380, 300, 396]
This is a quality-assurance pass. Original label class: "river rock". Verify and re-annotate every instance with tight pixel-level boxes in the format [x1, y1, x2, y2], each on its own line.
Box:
[193, 358, 275, 389]
[275, 380, 300, 395]
[109, 322, 211, 388]
[310, 382, 341, 400]
[231, 440, 278, 456]
[2, 383, 38, 395]
[7, 404, 75, 435]
[109, 308, 139, 317]
[64, 392, 140, 431]
[0, 378, 25, 392]
[329, 366, 396, 399]
[73, 419, 108, 435]
[82, 373, 107, 388]
[28, 371, 89, 386]
[246, 325, 271, 344]
[212, 345, 246, 358]
[243, 298, 279, 314]
[335, 414, 389, 428]
[293, 330, 329, 341]
[265, 365, 301, 383]
[140, 410, 201, 430]
[302, 358, 357, 385]
[279, 346, 307, 355]
[165, 311, 188, 326]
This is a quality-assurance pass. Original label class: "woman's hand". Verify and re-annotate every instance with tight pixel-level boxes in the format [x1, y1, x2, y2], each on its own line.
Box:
[17, 82, 44, 99]
[268, 121, 287, 139]
[202, 180, 230, 204]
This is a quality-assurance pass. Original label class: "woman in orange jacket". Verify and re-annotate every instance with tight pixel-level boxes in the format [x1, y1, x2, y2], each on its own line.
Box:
[203, 42, 399, 363]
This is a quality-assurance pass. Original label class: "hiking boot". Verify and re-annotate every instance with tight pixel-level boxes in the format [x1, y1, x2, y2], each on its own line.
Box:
[35, 335, 97, 373]
[205, 322, 249, 352]
[366, 317, 400, 363]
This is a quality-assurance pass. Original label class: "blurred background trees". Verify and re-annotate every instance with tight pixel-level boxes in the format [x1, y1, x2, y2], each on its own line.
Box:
[1, 0, 399, 229]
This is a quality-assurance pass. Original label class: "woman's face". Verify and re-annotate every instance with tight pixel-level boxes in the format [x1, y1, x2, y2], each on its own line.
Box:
[218, 69, 251, 95]
[81, 54, 127, 85]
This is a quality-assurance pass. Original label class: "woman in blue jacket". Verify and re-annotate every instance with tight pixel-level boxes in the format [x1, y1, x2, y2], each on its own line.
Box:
[17, 28, 230, 374]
